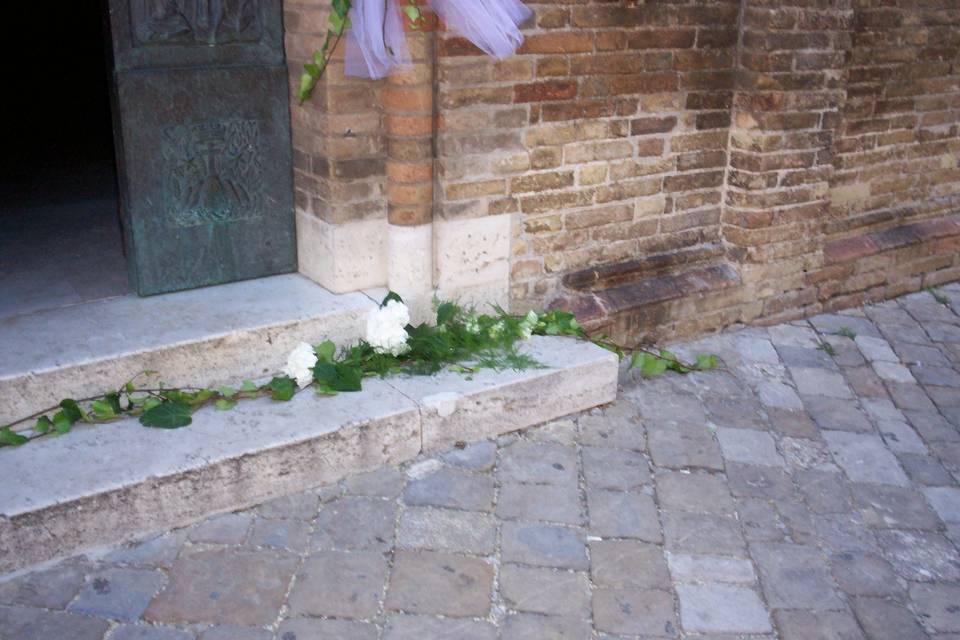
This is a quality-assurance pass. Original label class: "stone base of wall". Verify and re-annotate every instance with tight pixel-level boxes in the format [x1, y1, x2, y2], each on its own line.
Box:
[553, 214, 960, 347]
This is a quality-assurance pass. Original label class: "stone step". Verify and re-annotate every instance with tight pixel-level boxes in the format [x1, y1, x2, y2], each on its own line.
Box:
[0, 336, 617, 572]
[0, 274, 376, 426]
[552, 260, 745, 345]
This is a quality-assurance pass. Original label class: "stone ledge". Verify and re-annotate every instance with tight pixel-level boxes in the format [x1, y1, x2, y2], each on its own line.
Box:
[551, 263, 742, 327]
[824, 214, 960, 265]
[0, 336, 617, 573]
[0, 275, 376, 426]
[562, 243, 725, 292]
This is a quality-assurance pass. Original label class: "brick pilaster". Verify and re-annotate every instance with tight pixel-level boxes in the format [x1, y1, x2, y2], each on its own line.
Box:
[384, 3, 436, 303]
[723, 0, 853, 318]
[384, 7, 436, 227]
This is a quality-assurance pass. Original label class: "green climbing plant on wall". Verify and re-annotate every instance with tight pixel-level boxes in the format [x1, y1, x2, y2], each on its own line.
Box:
[298, 0, 424, 102]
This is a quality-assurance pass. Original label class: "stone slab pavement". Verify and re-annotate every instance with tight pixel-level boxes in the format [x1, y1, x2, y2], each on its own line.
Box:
[2, 285, 960, 639]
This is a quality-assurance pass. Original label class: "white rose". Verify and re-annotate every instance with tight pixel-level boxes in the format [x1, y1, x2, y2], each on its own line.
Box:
[519, 310, 539, 340]
[366, 300, 411, 356]
[283, 342, 318, 388]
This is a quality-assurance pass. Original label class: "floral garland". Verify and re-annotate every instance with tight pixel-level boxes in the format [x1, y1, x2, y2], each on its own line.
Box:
[0, 294, 716, 448]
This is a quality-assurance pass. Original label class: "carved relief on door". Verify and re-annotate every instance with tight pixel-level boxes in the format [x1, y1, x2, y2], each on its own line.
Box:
[161, 119, 266, 227]
[130, 0, 262, 46]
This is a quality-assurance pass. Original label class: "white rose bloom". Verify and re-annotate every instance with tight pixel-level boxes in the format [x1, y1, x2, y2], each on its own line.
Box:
[519, 310, 539, 340]
[366, 300, 411, 356]
[283, 341, 318, 388]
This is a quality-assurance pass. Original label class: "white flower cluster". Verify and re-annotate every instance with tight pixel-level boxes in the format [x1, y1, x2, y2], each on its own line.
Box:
[283, 341, 318, 389]
[519, 310, 539, 340]
[366, 299, 411, 356]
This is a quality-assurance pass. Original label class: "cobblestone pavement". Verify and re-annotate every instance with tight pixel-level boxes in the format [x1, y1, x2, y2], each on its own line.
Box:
[4, 287, 960, 639]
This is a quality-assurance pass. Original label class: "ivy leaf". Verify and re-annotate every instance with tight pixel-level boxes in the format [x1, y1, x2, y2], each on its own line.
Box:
[332, 0, 350, 18]
[313, 362, 337, 384]
[0, 427, 28, 446]
[91, 400, 117, 420]
[304, 62, 321, 77]
[217, 386, 237, 399]
[241, 380, 259, 393]
[34, 416, 53, 434]
[59, 399, 84, 423]
[329, 9, 347, 35]
[638, 353, 668, 378]
[402, 4, 421, 25]
[105, 392, 123, 415]
[696, 354, 718, 371]
[140, 402, 193, 429]
[314, 362, 362, 392]
[667, 361, 690, 374]
[381, 291, 404, 307]
[184, 389, 214, 407]
[436, 302, 457, 326]
[161, 389, 185, 404]
[298, 72, 316, 102]
[315, 340, 336, 363]
[269, 376, 297, 401]
[52, 411, 73, 434]
[214, 398, 238, 411]
[659, 351, 688, 373]
[332, 364, 362, 392]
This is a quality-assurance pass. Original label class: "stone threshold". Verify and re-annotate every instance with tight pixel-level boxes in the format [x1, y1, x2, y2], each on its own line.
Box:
[0, 274, 376, 426]
[0, 336, 617, 573]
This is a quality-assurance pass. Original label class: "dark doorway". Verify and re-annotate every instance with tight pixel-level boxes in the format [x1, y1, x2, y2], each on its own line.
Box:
[0, 2, 130, 318]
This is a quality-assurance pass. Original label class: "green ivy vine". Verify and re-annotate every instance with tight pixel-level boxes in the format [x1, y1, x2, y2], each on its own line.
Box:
[298, 0, 424, 103]
[0, 295, 718, 449]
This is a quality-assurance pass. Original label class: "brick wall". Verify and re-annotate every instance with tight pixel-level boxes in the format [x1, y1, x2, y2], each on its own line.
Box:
[284, 0, 960, 344]
[436, 1, 742, 311]
[816, 0, 960, 308]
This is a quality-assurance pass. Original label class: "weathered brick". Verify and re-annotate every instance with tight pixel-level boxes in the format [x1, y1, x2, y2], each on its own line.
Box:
[285, 0, 960, 346]
[514, 81, 578, 103]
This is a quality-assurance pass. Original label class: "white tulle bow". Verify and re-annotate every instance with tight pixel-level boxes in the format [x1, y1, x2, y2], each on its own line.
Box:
[344, 0, 411, 79]
[344, 0, 532, 79]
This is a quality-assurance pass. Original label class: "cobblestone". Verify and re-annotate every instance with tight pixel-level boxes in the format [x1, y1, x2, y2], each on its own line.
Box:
[396, 506, 496, 554]
[501, 521, 589, 570]
[591, 540, 671, 589]
[69, 567, 166, 622]
[675, 583, 772, 634]
[499, 564, 591, 617]
[3, 292, 959, 639]
[385, 550, 492, 617]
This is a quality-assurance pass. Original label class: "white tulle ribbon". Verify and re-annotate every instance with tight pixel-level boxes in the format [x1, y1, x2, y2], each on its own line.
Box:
[344, 0, 411, 79]
[343, 0, 532, 79]
[428, 0, 532, 59]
